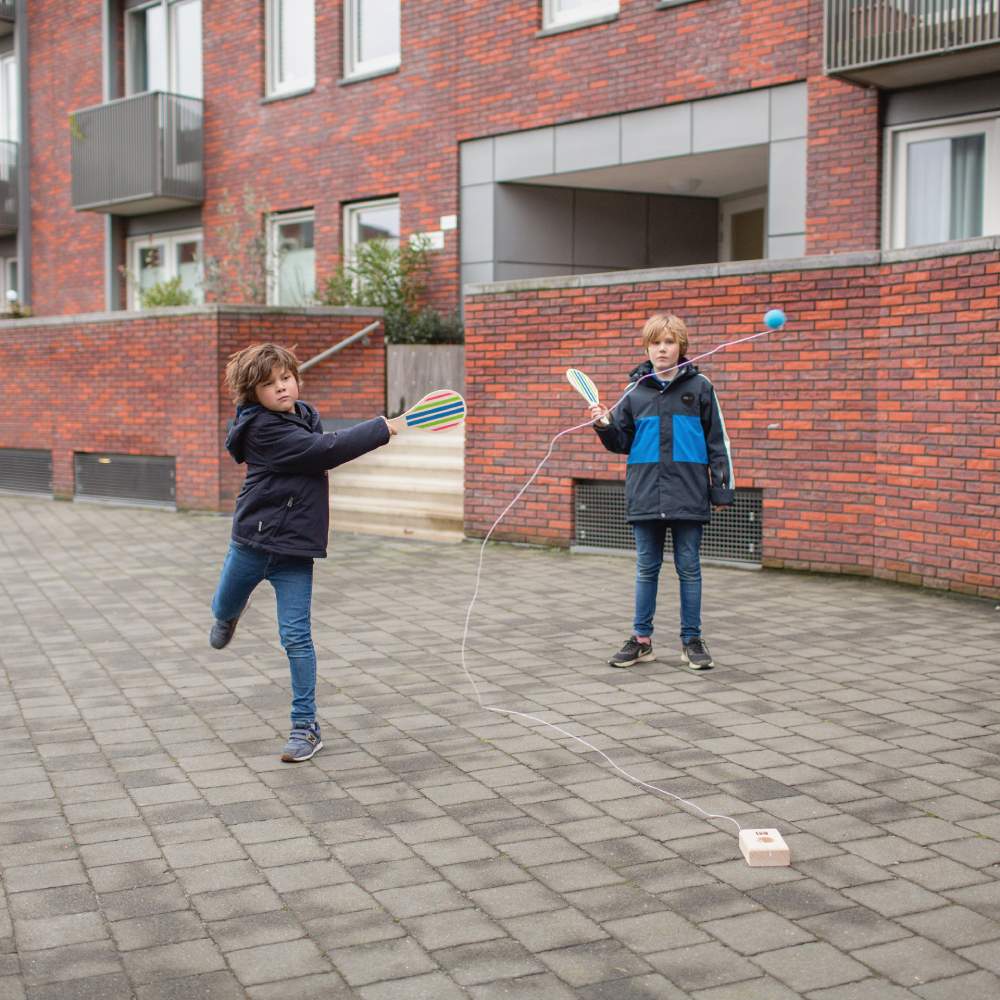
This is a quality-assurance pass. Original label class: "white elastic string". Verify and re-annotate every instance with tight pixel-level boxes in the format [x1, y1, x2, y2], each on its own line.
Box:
[459, 324, 784, 837]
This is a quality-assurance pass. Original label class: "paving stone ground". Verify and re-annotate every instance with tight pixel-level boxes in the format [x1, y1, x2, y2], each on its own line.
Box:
[1, 494, 999, 999]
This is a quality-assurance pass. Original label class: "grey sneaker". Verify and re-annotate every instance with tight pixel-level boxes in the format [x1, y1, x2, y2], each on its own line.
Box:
[280, 721, 323, 763]
[209, 617, 240, 649]
[608, 635, 655, 668]
[681, 637, 714, 670]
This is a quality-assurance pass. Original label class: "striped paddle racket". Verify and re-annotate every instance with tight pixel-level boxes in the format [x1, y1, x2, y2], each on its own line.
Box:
[394, 389, 467, 432]
[566, 368, 600, 406]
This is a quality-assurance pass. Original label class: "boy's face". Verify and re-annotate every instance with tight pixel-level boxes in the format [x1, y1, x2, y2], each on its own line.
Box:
[255, 366, 299, 413]
[647, 332, 680, 373]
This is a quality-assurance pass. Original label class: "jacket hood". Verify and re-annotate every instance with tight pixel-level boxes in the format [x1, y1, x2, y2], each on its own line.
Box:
[628, 357, 698, 385]
[225, 401, 320, 463]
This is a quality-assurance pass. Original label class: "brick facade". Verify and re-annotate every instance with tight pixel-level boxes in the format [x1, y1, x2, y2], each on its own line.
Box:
[24, 0, 875, 317]
[0, 307, 385, 510]
[464, 243, 1000, 600]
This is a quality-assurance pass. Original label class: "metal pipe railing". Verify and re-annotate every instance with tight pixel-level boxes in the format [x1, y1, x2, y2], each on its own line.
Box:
[299, 320, 381, 373]
[825, 0, 1000, 74]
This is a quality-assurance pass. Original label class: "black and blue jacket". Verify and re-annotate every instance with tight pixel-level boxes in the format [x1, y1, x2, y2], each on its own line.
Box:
[594, 359, 734, 523]
[225, 401, 390, 559]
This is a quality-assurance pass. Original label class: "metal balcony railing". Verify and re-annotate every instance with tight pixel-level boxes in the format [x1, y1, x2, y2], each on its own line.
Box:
[70, 91, 203, 214]
[0, 139, 17, 234]
[826, 0, 1000, 85]
[0, 1, 15, 24]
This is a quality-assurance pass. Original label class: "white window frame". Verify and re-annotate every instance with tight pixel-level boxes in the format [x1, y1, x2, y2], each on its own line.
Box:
[1, 256, 16, 306]
[884, 113, 1000, 250]
[344, 0, 401, 80]
[543, 0, 619, 30]
[267, 209, 316, 306]
[265, 0, 315, 97]
[343, 197, 400, 263]
[0, 52, 18, 143]
[126, 228, 203, 310]
[125, 0, 202, 98]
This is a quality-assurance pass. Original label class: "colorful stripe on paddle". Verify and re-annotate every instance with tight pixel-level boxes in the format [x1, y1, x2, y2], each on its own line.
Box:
[566, 368, 600, 406]
[401, 389, 467, 431]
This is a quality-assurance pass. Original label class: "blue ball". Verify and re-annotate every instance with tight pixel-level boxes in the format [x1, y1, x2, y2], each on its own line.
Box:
[763, 308, 786, 330]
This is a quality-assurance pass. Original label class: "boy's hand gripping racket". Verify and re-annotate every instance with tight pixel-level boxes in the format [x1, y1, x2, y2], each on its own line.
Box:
[389, 389, 467, 434]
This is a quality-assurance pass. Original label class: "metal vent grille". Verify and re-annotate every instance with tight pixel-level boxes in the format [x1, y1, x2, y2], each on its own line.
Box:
[0, 448, 53, 497]
[574, 480, 763, 566]
[74, 453, 176, 508]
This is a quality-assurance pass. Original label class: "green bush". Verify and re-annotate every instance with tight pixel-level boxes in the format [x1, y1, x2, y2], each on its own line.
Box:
[139, 276, 195, 309]
[319, 237, 463, 344]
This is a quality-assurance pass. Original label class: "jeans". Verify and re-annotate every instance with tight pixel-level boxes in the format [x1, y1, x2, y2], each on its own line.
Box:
[631, 519, 704, 644]
[211, 541, 316, 726]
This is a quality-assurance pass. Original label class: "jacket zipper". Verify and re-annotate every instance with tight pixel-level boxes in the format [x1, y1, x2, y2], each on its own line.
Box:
[258, 497, 295, 534]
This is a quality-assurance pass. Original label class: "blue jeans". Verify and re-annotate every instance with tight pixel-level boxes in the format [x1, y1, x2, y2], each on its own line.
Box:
[632, 520, 704, 644]
[211, 541, 317, 726]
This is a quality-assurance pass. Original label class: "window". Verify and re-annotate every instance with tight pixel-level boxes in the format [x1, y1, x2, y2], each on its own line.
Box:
[887, 116, 1000, 249]
[344, 0, 400, 79]
[126, 229, 203, 309]
[543, 0, 618, 30]
[126, 0, 202, 98]
[266, 0, 315, 96]
[1, 256, 16, 306]
[344, 198, 400, 262]
[0, 52, 17, 143]
[268, 210, 315, 306]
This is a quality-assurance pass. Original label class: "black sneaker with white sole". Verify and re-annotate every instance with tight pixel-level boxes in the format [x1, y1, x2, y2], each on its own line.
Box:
[681, 637, 714, 670]
[608, 635, 655, 668]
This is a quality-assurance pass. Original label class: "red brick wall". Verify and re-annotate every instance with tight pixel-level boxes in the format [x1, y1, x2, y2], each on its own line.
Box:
[0, 307, 385, 510]
[28, 0, 879, 317]
[464, 247, 1000, 599]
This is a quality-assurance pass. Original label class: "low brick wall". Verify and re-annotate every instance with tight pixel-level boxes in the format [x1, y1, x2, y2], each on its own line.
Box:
[464, 240, 1000, 600]
[0, 305, 385, 511]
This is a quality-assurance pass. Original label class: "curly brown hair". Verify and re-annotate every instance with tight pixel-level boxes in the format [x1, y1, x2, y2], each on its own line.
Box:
[225, 343, 301, 407]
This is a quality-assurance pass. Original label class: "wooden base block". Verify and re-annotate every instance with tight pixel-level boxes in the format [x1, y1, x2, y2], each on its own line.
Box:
[739, 828, 791, 867]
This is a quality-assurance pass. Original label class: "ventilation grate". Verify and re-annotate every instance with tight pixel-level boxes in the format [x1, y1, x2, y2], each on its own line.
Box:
[74, 453, 176, 509]
[0, 448, 53, 497]
[574, 480, 762, 566]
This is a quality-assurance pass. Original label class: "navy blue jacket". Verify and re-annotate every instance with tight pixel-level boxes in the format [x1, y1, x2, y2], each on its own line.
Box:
[226, 402, 390, 558]
[595, 359, 734, 523]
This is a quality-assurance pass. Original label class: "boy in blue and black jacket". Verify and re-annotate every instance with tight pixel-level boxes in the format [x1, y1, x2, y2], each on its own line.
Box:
[210, 343, 394, 762]
[588, 313, 733, 671]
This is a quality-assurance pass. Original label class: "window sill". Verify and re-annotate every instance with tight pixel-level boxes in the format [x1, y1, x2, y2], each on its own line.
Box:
[536, 12, 618, 38]
[338, 65, 400, 87]
[261, 86, 316, 105]
[656, 0, 702, 7]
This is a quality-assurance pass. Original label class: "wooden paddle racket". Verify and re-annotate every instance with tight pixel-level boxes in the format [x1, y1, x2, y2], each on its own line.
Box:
[566, 368, 600, 406]
[390, 389, 467, 433]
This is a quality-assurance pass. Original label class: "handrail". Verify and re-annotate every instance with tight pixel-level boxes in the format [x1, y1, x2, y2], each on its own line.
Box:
[299, 320, 381, 372]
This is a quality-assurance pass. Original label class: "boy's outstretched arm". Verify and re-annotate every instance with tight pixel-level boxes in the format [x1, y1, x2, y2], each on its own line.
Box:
[252, 416, 391, 475]
[702, 389, 735, 506]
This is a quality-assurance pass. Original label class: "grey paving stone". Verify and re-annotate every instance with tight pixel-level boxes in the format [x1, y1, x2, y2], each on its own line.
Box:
[803, 977, 923, 999]
[328, 937, 437, 987]
[306, 909, 405, 949]
[435, 938, 547, 986]
[403, 907, 506, 951]
[851, 935, 976, 987]
[913, 970, 1000, 1000]
[646, 941, 760, 992]
[843, 879, 949, 918]
[24, 973, 134, 1000]
[21, 942, 122, 986]
[133, 971, 248, 1000]
[753, 940, 870, 992]
[703, 910, 814, 955]
[121, 938, 226, 984]
[227, 938, 330, 986]
[357, 971, 470, 1000]
[538, 938, 652, 987]
[799, 905, 912, 951]
[897, 903, 1000, 948]
[244, 972, 352, 1000]
[501, 907, 607, 951]
[467, 972, 582, 1000]
[577, 972, 690, 1000]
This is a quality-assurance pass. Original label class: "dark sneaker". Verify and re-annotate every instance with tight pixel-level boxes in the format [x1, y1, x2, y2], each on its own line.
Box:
[681, 637, 714, 670]
[209, 617, 240, 650]
[608, 635, 655, 668]
[280, 721, 323, 763]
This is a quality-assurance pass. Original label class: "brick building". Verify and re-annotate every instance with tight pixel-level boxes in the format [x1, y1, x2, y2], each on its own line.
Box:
[1, 1, 998, 595]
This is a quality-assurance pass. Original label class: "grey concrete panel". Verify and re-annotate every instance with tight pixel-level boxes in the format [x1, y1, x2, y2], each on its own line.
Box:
[770, 83, 808, 141]
[693, 90, 770, 153]
[461, 138, 495, 186]
[460, 184, 494, 263]
[554, 116, 621, 173]
[621, 105, 692, 162]
[768, 138, 807, 236]
[648, 195, 719, 267]
[495, 262, 575, 280]
[885, 72, 1000, 126]
[494, 184, 573, 265]
[572, 189, 648, 269]
[462, 262, 494, 288]
[768, 233, 806, 258]
[494, 128, 555, 181]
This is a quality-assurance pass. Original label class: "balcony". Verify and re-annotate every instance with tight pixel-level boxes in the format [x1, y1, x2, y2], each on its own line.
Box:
[826, 0, 1000, 87]
[0, 1, 14, 33]
[70, 91, 203, 215]
[0, 139, 16, 234]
